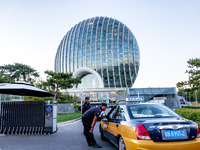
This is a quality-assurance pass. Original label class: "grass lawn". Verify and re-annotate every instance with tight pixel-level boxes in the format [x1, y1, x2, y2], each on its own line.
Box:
[57, 112, 82, 123]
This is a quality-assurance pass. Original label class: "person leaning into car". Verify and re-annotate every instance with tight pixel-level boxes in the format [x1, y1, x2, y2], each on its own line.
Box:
[82, 103, 107, 148]
[82, 96, 90, 114]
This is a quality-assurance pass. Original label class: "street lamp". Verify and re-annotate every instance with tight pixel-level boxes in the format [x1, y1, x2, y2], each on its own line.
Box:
[195, 90, 198, 106]
[185, 92, 187, 101]
[189, 92, 191, 103]
[80, 90, 83, 113]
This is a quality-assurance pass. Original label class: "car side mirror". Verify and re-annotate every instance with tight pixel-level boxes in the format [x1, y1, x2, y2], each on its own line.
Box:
[101, 113, 106, 118]
[101, 113, 108, 122]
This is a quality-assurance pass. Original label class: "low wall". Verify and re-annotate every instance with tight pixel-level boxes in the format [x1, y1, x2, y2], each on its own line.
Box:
[57, 103, 76, 113]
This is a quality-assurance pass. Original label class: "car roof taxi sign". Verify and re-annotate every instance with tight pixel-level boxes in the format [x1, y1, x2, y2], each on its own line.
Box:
[126, 98, 143, 102]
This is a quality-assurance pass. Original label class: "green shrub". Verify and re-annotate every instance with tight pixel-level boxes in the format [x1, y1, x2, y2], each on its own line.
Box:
[184, 106, 200, 109]
[74, 103, 80, 108]
[57, 99, 72, 104]
[175, 108, 200, 121]
[25, 96, 53, 101]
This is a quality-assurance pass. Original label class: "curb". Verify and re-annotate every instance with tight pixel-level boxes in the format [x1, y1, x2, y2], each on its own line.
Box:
[0, 133, 6, 136]
[58, 117, 82, 126]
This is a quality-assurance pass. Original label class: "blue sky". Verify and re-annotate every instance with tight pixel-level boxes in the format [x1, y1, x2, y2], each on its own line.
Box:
[0, 0, 200, 88]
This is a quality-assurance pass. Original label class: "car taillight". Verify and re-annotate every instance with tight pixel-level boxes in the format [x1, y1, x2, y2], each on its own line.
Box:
[197, 124, 200, 138]
[135, 124, 152, 140]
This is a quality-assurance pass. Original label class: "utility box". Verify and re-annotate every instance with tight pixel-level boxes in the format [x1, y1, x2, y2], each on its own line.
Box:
[44, 101, 57, 134]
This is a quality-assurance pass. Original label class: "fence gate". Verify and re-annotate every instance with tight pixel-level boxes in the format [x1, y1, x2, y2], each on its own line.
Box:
[0, 101, 45, 134]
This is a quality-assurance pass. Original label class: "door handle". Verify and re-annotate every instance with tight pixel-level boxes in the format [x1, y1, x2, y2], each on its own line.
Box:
[116, 124, 119, 127]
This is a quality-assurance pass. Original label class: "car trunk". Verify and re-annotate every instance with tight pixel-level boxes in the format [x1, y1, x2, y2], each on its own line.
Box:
[136, 117, 198, 142]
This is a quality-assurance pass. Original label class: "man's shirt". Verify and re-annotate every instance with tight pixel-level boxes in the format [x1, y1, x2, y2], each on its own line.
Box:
[82, 106, 102, 123]
[82, 102, 90, 114]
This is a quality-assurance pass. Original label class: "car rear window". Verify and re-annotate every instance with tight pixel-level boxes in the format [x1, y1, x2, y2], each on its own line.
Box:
[127, 104, 179, 119]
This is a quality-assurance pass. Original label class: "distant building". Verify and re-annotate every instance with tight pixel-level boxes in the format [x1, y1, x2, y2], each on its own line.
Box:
[54, 17, 180, 108]
[117, 88, 181, 109]
[55, 16, 140, 89]
[65, 87, 181, 109]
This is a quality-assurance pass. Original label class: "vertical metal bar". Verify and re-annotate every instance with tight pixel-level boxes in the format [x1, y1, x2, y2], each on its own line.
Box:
[0, 101, 2, 133]
[185, 92, 187, 101]
[0, 94, 1, 132]
[81, 90, 83, 113]
[189, 92, 191, 103]
[195, 90, 198, 106]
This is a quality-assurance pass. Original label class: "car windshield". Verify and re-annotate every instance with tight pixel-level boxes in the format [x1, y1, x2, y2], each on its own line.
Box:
[127, 104, 179, 119]
[90, 104, 101, 108]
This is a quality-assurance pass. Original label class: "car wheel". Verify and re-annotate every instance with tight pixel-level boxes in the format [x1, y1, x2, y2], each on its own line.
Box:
[119, 136, 126, 150]
[100, 129, 106, 140]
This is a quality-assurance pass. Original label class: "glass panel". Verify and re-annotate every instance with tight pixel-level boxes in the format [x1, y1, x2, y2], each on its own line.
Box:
[86, 18, 94, 68]
[82, 19, 90, 67]
[77, 20, 86, 68]
[143, 88, 153, 95]
[77, 74, 100, 89]
[135, 88, 144, 95]
[101, 18, 109, 87]
[73, 23, 81, 71]
[69, 24, 78, 72]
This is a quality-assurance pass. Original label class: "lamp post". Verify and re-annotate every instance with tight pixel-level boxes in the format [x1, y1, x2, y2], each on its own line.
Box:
[189, 92, 191, 103]
[80, 90, 83, 114]
[195, 90, 198, 106]
[185, 92, 187, 101]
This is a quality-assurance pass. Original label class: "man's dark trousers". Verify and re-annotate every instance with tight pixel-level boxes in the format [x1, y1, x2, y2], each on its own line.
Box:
[82, 117, 97, 146]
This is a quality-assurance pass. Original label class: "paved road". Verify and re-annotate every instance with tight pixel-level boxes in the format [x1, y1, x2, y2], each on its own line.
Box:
[0, 120, 117, 150]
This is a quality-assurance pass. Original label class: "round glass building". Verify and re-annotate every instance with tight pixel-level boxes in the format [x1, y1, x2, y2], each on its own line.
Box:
[55, 16, 140, 89]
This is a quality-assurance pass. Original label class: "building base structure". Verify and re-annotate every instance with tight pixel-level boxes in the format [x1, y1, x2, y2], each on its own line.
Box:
[66, 87, 181, 109]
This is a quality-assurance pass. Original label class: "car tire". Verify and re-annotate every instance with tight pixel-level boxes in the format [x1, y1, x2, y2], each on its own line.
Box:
[99, 125, 106, 141]
[119, 136, 126, 150]
[101, 130, 107, 141]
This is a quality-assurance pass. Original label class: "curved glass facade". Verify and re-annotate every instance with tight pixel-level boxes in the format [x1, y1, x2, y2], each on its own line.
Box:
[55, 16, 140, 88]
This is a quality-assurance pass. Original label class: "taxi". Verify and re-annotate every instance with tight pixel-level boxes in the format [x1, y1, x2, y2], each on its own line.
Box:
[99, 99, 200, 150]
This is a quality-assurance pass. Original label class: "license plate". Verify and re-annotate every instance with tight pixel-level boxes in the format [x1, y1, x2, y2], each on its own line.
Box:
[163, 129, 186, 139]
[104, 124, 107, 129]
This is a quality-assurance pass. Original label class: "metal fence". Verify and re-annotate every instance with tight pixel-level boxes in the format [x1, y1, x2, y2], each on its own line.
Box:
[0, 101, 45, 134]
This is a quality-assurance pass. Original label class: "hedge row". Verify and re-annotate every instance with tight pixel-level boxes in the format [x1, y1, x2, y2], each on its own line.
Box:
[175, 108, 200, 121]
[184, 106, 200, 109]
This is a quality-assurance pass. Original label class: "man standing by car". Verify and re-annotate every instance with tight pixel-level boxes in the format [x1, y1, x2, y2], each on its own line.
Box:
[82, 103, 107, 148]
[82, 97, 90, 114]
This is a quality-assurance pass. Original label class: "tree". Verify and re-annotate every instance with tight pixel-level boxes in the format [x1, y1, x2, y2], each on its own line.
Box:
[177, 58, 200, 89]
[44, 70, 81, 102]
[0, 73, 14, 83]
[117, 89, 125, 95]
[176, 58, 200, 102]
[0, 63, 39, 83]
[176, 81, 188, 89]
[35, 79, 52, 92]
[186, 58, 200, 89]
